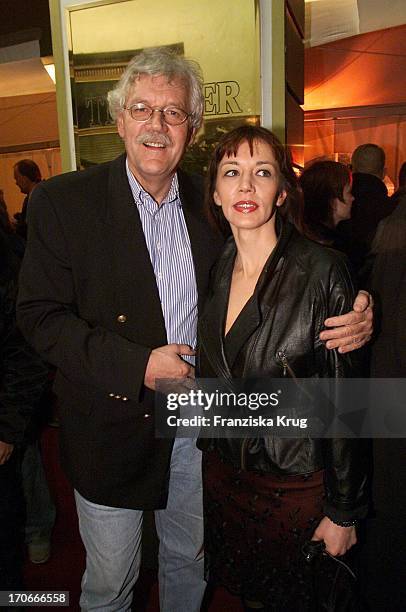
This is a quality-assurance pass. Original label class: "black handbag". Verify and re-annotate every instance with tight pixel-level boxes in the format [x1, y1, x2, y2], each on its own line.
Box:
[301, 541, 361, 612]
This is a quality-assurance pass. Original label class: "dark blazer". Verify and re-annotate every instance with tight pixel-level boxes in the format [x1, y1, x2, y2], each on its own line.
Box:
[198, 220, 370, 523]
[17, 154, 222, 509]
[370, 193, 406, 377]
[339, 173, 395, 272]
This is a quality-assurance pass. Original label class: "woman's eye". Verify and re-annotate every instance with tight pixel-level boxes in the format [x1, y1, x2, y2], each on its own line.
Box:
[224, 169, 238, 177]
[257, 169, 272, 177]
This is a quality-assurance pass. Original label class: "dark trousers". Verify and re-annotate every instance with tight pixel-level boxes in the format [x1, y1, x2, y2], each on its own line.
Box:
[0, 451, 25, 590]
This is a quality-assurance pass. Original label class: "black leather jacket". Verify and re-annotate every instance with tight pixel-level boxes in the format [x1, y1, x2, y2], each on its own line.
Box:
[197, 220, 370, 523]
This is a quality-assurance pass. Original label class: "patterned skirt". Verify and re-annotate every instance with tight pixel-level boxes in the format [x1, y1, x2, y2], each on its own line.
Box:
[202, 450, 325, 610]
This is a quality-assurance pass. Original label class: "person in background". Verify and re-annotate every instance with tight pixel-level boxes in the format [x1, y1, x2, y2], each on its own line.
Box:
[13, 159, 42, 239]
[0, 189, 11, 229]
[1, 188, 56, 564]
[390, 161, 406, 206]
[0, 189, 25, 258]
[299, 160, 353, 252]
[0, 225, 49, 589]
[356, 184, 406, 610]
[338, 144, 395, 272]
[17, 48, 373, 611]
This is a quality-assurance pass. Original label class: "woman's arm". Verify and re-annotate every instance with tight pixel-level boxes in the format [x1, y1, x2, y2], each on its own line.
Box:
[313, 256, 371, 554]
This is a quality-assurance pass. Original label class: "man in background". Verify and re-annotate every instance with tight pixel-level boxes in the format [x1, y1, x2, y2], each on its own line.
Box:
[13, 159, 42, 239]
[341, 143, 396, 271]
[0, 225, 48, 589]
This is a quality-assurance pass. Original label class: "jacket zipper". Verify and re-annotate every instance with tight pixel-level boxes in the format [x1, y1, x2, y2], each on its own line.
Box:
[276, 349, 297, 378]
[277, 349, 314, 411]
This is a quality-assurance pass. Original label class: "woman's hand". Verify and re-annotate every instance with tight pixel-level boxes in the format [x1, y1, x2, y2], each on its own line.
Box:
[311, 516, 357, 556]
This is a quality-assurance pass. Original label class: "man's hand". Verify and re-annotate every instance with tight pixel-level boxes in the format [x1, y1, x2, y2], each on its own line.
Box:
[0, 441, 14, 465]
[144, 343, 195, 391]
[312, 516, 357, 556]
[320, 290, 373, 353]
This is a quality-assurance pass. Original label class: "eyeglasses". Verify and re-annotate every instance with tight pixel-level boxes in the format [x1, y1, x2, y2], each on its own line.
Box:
[123, 103, 190, 126]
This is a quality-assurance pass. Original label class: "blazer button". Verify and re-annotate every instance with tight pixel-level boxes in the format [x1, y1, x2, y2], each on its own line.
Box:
[109, 393, 115, 397]
[122, 397, 128, 402]
[115, 394, 122, 399]
[117, 314, 127, 323]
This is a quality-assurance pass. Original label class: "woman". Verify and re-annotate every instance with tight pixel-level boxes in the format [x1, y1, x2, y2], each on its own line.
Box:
[197, 126, 369, 610]
[299, 160, 353, 251]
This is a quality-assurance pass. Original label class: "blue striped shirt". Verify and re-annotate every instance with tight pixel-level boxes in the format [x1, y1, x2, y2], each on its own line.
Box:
[126, 161, 198, 364]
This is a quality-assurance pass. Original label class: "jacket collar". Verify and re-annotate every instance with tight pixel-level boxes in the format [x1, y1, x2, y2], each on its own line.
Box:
[199, 217, 295, 378]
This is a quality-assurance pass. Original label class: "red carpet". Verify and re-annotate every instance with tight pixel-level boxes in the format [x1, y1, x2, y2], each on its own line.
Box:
[23, 426, 243, 611]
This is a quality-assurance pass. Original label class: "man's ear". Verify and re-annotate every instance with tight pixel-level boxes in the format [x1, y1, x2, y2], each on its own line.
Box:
[213, 191, 221, 207]
[276, 190, 287, 207]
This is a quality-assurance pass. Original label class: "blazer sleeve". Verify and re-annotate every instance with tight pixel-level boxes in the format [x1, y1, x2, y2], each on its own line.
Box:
[17, 182, 151, 401]
[316, 255, 371, 523]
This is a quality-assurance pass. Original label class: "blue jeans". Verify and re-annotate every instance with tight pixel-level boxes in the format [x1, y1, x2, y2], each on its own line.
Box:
[21, 441, 56, 544]
[75, 438, 205, 612]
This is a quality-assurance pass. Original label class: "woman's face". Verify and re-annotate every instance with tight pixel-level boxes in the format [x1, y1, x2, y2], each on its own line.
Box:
[213, 140, 286, 233]
[332, 181, 353, 225]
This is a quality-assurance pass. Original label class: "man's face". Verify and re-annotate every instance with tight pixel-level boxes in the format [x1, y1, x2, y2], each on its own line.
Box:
[117, 74, 194, 201]
[14, 167, 30, 194]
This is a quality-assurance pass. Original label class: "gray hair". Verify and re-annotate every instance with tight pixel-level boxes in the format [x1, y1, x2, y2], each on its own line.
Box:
[107, 47, 204, 130]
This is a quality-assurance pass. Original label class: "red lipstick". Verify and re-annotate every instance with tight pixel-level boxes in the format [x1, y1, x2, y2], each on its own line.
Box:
[233, 200, 258, 213]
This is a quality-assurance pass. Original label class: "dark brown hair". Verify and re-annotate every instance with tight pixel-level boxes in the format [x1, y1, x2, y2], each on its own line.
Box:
[299, 160, 351, 231]
[205, 126, 303, 237]
[14, 159, 42, 183]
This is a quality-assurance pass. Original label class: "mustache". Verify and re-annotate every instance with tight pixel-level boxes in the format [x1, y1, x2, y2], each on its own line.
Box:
[135, 131, 172, 146]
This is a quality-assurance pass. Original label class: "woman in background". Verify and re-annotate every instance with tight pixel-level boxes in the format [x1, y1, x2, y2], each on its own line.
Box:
[299, 160, 353, 253]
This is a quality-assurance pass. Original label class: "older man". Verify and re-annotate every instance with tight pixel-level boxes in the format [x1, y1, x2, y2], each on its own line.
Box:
[17, 48, 372, 611]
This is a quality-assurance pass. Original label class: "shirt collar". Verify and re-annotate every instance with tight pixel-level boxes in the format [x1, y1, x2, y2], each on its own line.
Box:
[125, 159, 181, 208]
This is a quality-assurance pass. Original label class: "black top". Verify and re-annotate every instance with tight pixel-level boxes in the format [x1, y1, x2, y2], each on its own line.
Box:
[338, 173, 395, 271]
[0, 228, 48, 445]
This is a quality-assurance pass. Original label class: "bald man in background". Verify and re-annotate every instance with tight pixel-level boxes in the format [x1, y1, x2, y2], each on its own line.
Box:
[340, 144, 396, 272]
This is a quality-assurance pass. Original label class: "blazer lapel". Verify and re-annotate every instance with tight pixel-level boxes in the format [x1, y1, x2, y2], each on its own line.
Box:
[99, 155, 167, 346]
